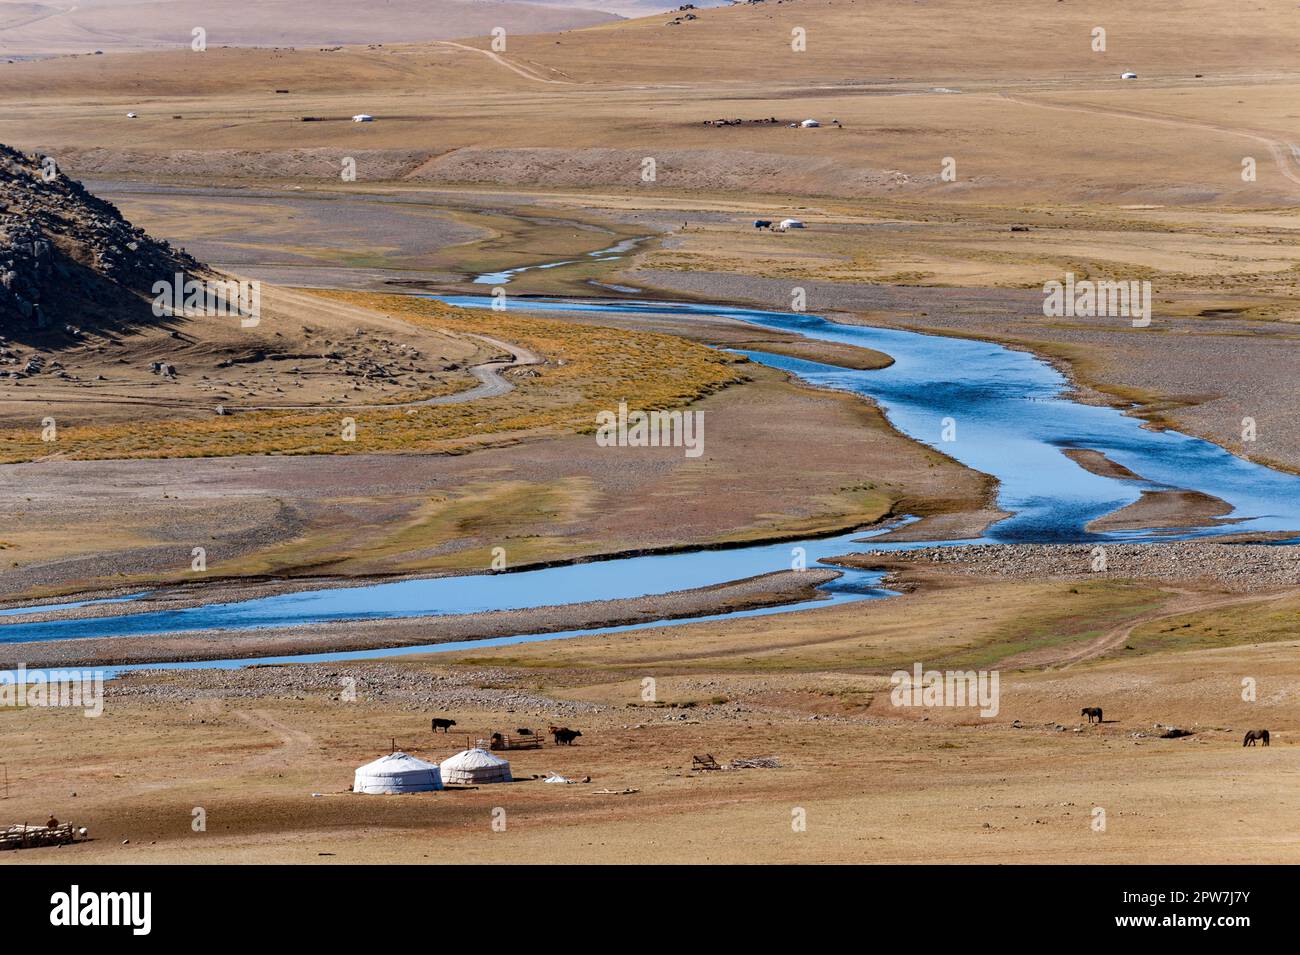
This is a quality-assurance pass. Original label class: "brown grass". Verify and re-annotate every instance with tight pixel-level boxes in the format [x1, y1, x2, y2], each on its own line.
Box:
[0, 292, 743, 462]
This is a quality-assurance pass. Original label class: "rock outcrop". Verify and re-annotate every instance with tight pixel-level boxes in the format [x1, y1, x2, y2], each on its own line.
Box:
[0, 143, 200, 335]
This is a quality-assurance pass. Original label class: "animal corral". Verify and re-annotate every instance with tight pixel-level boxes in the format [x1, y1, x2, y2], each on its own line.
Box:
[1, 822, 85, 851]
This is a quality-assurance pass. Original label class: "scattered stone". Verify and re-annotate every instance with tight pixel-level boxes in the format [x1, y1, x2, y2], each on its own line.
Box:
[854, 542, 1300, 593]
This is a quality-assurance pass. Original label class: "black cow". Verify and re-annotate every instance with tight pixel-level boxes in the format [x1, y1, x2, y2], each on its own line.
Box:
[552, 728, 583, 746]
[431, 718, 457, 733]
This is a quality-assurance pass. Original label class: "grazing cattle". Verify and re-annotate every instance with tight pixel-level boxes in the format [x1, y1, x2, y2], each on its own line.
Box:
[431, 717, 457, 733]
[515, 728, 533, 736]
[1081, 707, 1103, 724]
[1243, 729, 1270, 747]
[552, 727, 583, 746]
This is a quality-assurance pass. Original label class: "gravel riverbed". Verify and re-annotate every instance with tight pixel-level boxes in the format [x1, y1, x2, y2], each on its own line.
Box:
[844, 542, 1300, 592]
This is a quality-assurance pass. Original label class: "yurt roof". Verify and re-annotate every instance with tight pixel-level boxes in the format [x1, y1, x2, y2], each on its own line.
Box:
[441, 747, 510, 770]
[356, 752, 440, 775]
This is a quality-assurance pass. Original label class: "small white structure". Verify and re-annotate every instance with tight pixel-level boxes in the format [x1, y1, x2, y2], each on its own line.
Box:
[126, 112, 138, 119]
[779, 218, 806, 230]
[1121, 71, 1137, 80]
[440, 746, 512, 785]
[353, 752, 443, 794]
[800, 118, 821, 128]
[352, 113, 375, 122]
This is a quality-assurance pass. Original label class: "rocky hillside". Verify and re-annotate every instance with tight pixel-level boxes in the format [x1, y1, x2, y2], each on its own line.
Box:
[0, 143, 200, 338]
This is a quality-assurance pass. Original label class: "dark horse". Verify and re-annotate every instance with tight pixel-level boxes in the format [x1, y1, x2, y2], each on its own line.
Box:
[1081, 707, 1103, 724]
[1243, 729, 1270, 747]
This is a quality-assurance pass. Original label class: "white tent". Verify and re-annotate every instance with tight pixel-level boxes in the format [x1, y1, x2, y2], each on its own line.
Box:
[352, 113, 375, 122]
[779, 218, 806, 229]
[440, 746, 512, 785]
[1120, 72, 1137, 80]
[800, 119, 821, 128]
[353, 752, 443, 794]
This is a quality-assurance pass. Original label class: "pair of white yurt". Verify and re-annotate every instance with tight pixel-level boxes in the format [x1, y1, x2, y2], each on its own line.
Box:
[440, 746, 512, 785]
[353, 752, 443, 794]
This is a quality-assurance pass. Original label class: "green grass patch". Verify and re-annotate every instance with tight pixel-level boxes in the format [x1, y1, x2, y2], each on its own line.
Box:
[1125, 597, 1300, 656]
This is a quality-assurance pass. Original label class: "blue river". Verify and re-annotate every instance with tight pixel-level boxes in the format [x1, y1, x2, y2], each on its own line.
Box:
[4, 295, 1297, 672]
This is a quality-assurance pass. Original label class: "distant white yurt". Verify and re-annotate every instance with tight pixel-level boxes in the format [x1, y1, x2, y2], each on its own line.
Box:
[352, 113, 375, 122]
[1121, 72, 1137, 80]
[779, 218, 806, 230]
[800, 118, 821, 128]
[440, 746, 512, 785]
[353, 752, 443, 794]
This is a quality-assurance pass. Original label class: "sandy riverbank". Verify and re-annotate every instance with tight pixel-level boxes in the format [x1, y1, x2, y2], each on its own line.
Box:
[0, 361, 996, 602]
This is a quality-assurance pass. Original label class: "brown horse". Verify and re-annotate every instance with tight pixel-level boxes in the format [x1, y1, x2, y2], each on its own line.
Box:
[1243, 729, 1270, 747]
[1080, 707, 1103, 724]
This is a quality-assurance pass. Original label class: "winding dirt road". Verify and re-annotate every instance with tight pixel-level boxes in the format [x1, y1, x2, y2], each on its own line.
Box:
[997, 586, 1300, 671]
[234, 333, 540, 413]
[233, 709, 318, 769]
[435, 40, 575, 85]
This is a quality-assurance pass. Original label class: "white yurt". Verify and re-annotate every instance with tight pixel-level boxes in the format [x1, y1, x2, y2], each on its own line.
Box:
[352, 113, 375, 122]
[800, 118, 821, 128]
[440, 746, 512, 785]
[779, 218, 806, 230]
[353, 752, 443, 794]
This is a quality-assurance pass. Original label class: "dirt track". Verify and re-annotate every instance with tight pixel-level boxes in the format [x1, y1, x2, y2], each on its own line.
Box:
[434, 41, 574, 85]
[236, 332, 540, 412]
[997, 92, 1300, 191]
[1006, 587, 1300, 670]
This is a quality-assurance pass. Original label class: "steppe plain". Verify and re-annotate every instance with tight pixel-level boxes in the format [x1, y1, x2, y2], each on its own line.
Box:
[1, 0, 1298, 863]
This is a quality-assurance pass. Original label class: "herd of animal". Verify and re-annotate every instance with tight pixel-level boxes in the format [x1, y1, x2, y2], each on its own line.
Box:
[1081, 707, 1270, 746]
[438, 709, 1269, 751]
[431, 717, 582, 746]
